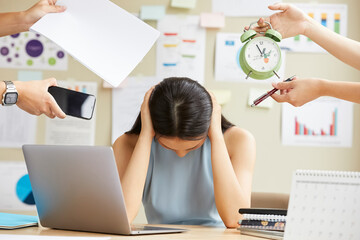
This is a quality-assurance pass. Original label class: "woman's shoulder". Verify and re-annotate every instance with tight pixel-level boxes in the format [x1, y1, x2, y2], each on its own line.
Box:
[223, 126, 256, 148]
[223, 126, 256, 163]
[113, 133, 140, 151]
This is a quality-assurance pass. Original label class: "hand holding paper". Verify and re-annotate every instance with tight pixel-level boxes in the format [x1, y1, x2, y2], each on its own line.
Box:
[31, 0, 160, 87]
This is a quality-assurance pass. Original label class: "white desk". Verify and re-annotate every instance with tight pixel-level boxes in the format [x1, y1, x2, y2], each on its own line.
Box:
[0, 224, 266, 239]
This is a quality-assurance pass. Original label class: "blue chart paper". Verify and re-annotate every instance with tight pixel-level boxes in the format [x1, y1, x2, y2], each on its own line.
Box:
[0, 213, 38, 229]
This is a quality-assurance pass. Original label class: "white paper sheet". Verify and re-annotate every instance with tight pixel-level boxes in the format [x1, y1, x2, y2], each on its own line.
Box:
[282, 97, 353, 147]
[156, 15, 206, 85]
[0, 235, 110, 240]
[45, 81, 97, 145]
[30, 0, 159, 87]
[212, 0, 281, 17]
[215, 33, 286, 84]
[0, 161, 36, 211]
[112, 76, 161, 143]
[280, 3, 348, 53]
[0, 31, 68, 70]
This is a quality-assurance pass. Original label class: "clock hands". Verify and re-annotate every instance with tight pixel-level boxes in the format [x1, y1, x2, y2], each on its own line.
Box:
[256, 44, 263, 57]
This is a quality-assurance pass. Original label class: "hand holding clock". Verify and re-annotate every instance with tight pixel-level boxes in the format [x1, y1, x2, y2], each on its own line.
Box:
[249, 2, 360, 106]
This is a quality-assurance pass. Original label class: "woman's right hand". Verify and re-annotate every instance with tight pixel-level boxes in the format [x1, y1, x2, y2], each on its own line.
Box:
[139, 87, 155, 138]
[247, 3, 310, 39]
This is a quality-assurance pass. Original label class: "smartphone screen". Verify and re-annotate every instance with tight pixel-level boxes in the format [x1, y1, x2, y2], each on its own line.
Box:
[48, 86, 96, 120]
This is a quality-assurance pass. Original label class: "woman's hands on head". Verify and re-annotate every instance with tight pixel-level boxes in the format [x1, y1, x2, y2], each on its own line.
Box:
[140, 87, 155, 138]
[246, 3, 311, 39]
[208, 91, 223, 139]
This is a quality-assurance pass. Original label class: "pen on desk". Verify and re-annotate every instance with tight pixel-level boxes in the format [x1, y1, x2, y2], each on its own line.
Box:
[251, 75, 296, 107]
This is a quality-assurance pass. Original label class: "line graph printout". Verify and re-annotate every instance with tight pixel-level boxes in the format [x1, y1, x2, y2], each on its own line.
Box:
[282, 97, 353, 147]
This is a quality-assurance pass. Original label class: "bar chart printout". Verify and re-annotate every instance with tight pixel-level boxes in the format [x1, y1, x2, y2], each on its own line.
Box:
[282, 97, 353, 147]
[294, 108, 337, 136]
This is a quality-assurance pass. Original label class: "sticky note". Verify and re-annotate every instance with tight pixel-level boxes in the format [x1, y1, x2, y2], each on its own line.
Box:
[200, 12, 225, 28]
[171, 0, 197, 9]
[17, 70, 43, 82]
[140, 5, 166, 20]
[210, 90, 232, 105]
[248, 88, 274, 108]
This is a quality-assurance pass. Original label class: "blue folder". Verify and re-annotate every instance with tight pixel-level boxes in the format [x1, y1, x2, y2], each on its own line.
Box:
[0, 212, 38, 229]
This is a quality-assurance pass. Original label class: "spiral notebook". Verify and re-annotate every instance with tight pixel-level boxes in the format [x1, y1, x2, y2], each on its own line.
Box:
[284, 170, 360, 240]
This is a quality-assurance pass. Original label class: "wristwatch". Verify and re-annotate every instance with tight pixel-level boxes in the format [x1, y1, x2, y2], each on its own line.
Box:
[2, 81, 18, 106]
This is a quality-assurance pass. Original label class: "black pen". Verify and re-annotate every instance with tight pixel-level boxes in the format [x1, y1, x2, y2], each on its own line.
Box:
[251, 75, 296, 107]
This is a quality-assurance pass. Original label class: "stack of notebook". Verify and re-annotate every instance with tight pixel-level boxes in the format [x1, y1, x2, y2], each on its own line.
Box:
[238, 208, 287, 240]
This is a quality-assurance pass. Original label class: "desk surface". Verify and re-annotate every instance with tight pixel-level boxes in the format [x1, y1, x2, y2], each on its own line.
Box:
[0, 224, 266, 239]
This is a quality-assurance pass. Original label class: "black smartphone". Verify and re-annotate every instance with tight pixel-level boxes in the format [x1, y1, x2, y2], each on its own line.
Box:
[48, 86, 96, 120]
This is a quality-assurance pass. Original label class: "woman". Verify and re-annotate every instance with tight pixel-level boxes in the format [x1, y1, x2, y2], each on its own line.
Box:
[113, 77, 255, 228]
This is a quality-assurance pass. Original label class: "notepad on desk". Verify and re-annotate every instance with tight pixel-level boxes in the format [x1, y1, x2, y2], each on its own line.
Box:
[0, 212, 38, 229]
[238, 208, 287, 239]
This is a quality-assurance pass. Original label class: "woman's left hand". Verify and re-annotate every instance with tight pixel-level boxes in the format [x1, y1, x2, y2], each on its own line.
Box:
[208, 92, 223, 139]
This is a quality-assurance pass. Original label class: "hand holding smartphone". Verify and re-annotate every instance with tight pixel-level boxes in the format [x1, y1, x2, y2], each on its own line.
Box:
[48, 86, 96, 120]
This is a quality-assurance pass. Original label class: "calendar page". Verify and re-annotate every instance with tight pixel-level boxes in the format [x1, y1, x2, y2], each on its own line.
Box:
[284, 170, 360, 240]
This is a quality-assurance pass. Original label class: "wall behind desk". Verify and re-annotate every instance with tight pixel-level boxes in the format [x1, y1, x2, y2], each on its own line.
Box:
[1, 0, 360, 196]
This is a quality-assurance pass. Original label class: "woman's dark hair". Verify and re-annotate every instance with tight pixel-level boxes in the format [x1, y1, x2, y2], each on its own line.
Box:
[126, 77, 234, 139]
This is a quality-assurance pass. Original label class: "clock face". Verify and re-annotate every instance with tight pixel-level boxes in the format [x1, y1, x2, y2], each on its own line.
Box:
[244, 37, 281, 73]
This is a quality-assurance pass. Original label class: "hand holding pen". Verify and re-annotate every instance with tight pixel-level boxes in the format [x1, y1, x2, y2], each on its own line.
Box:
[251, 75, 296, 107]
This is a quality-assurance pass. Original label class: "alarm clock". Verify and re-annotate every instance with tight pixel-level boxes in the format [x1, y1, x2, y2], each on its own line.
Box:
[239, 21, 282, 80]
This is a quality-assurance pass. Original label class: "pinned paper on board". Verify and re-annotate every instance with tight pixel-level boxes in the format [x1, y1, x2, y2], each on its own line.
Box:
[0, 161, 36, 211]
[112, 76, 161, 143]
[212, 0, 281, 17]
[0, 31, 67, 70]
[0, 71, 40, 148]
[45, 81, 97, 146]
[282, 97, 353, 147]
[280, 3, 347, 53]
[156, 15, 206, 84]
[215, 33, 286, 83]
[171, 0, 197, 9]
[210, 90, 232, 105]
[140, 5, 166, 20]
[200, 13, 225, 28]
[30, 0, 160, 87]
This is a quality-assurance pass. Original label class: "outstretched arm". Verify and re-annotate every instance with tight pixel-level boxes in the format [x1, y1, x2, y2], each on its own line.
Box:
[0, 0, 66, 37]
[252, 3, 360, 70]
[0, 79, 66, 118]
[271, 77, 360, 106]
[208, 93, 256, 228]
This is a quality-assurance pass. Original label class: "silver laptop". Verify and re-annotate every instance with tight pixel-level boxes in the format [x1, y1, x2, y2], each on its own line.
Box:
[22, 145, 186, 235]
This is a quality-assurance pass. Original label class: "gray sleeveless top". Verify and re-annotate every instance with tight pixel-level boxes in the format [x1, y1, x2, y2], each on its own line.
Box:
[142, 137, 224, 227]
